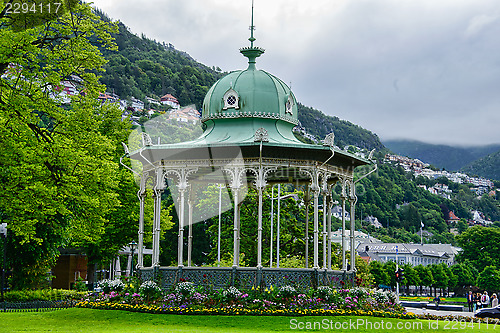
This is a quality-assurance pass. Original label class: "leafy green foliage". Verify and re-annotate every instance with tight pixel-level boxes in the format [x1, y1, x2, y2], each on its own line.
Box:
[456, 226, 500, 273]
[477, 266, 500, 293]
[93, 10, 222, 109]
[0, 2, 136, 289]
[369, 261, 389, 286]
[461, 149, 500, 181]
[4, 289, 85, 302]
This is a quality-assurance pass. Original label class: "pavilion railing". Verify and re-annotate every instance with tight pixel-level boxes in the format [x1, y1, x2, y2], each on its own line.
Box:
[0, 300, 77, 312]
[138, 267, 355, 292]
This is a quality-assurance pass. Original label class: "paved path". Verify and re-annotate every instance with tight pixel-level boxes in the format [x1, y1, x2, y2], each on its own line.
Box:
[405, 306, 475, 318]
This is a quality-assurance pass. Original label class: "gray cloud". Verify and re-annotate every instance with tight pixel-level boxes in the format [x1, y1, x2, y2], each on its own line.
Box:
[92, 0, 500, 146]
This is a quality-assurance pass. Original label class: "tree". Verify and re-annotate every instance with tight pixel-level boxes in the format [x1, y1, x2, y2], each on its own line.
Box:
[369, 261, 389, 287]
[0, 2, 125, 288]
[457, 219, 469, 234]
[430, 264, 449, 296]
[456, 226, 500, 273]
[451, 263, 475, 295]
[477, 266, 500, 294]
[402, 263, 420, 295]
[442, 263, 457, 295]
[383, 261, 397, 288]
[414, 264, 434, 296]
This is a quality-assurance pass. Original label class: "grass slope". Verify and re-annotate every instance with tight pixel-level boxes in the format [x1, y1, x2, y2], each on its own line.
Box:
[0, 308, 489, 333]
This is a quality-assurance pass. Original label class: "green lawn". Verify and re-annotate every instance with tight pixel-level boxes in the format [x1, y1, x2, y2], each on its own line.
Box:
[0, 308, 494, 332]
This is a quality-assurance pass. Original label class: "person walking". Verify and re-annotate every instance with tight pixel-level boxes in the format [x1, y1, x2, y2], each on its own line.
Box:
[491, 294, 498, 308]
[481, 291, 490, 309]
[467, 291, 474, 312]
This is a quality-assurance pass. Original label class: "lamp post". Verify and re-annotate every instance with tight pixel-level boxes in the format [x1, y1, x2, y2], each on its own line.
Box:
[0, 223, 7, 303]
[128, 241, 137, 277]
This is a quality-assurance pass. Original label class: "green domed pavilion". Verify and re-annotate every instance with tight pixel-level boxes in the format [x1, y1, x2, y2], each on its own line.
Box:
[125, 5, 375, 290]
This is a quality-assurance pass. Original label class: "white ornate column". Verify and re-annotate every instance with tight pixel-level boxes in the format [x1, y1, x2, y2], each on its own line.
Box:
[341, 179, 347, 271]
[322, 193, 328, 269]
[137, 175, 147, 268]
[312, 188, 320, 269]
[151, 169, 164, 267]
[303, 186, 311, 268]
[165, 167, 197, 268]
[321, 175, 330, 270]
[177, 187, 186, 267]
[254, 128, 272, 269]
[349, 180, 357, 271]
[187, 186, 195, 267]
[327, 191, 334, 270]
[300, 167, 320, 269]
[224, 166, 245, 267]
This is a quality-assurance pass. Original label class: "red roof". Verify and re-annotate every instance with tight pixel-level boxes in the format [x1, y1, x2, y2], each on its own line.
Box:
[160, 94, 179, 102]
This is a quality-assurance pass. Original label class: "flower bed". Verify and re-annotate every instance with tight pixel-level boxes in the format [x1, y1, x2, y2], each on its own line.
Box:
[77, 279, 415, 319]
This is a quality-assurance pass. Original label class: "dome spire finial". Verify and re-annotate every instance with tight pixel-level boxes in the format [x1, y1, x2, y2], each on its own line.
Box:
[249, 0, 256, 47]
[240, 0, 265, 70]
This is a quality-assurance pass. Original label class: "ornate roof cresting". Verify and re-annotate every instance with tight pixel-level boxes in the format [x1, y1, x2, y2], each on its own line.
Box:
[323, 132, 335, 147]
[254, 127, 269, 142]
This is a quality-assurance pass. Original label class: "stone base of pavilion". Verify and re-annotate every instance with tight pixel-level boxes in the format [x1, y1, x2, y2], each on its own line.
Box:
[138, 267, 355, 291]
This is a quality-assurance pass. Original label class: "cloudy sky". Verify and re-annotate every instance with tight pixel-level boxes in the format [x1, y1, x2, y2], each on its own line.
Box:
[91, 0, 500, 146]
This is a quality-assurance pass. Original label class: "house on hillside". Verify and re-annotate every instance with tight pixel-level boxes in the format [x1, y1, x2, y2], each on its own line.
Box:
[146, 97, 160, 105]
[364, 215, 383, 228]
[331, 205, 350, 221]
[161, 94, 180, 109]
[130, 97, 144, 111]
[168, 106, 200, 124]
[98, 92, 119, 105]
[445, 211, 460, 224]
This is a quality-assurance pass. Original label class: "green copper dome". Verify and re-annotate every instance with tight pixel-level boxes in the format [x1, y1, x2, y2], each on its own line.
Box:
[202, 57, 298, 126]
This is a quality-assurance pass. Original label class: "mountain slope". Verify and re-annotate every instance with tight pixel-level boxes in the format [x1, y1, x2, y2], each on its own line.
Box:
[461, 150, 500, 181]
[95, 9, 223, 109]
[94, 10, 385, 151]
[384, 139, 500, 171]
[298, 104, 385, 150]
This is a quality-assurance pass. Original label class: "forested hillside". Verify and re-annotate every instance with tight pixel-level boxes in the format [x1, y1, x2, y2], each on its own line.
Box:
[384, 139, 500, 173]
[95, 10, 222, 109]
[461, 150, 500, 181]
[298, 104, 385, 150]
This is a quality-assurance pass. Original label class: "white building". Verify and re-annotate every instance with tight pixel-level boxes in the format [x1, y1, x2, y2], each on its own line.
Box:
[160, 94, 180, 109]
[357, 242, 461, 266]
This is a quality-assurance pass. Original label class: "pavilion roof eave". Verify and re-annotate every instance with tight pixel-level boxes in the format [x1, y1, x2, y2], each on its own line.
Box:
[129, 141, 370, 169]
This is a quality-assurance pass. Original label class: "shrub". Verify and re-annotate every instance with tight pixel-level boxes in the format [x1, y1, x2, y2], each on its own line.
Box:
[98, 279, 125, 293]
[174, 282, 195, 297]
[277, 285, 297, 299]
[315, 286, 334, 301]
[4, 289, 85, 302]
[222, 286, 241, 301]
[139, 281, 162, 301]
